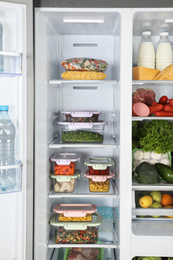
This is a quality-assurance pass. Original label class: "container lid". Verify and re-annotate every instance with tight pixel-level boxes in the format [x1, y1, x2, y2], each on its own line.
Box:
[0, 105, 9, 111]
[57, 121, 108, 129]
[50, 153, 81, 165]
[49, 170, 80, 182]
[49, 213, 103, 230]
[85, 170, 114, 182]
[61, 110, 103, 117]
[160, 32, 169, 36]
[142, 31, 151, 36]
[54, 204, 97, 217]
[84, 158, 114, 170]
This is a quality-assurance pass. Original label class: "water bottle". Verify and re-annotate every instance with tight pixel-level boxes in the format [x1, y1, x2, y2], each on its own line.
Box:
[0, 22, 4, 72]
[137, 31, 155, 69]
[0, 106, 16, 191]
[156, 32, 173, 71]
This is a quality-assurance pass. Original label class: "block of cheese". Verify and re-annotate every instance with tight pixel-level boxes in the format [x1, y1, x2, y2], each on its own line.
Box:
[133, 66, 160, 80]
[153, 64, 173, 80]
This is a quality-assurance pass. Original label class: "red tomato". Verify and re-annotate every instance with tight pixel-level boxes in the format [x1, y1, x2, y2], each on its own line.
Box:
[159, 95, 169, 104]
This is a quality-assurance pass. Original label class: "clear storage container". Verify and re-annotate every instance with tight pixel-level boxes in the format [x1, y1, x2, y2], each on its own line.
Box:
[49, 213, 103, 244]
[61, 110, 103, 122]
[53, 204, 97, 222]
[84, 157, 115, 175]
[0, 51, 22, 76]
[49, 170, 80, 193]
[58, 122, 108, 143]
[85, 171, 114, 192]
[50, 153, 81, 175]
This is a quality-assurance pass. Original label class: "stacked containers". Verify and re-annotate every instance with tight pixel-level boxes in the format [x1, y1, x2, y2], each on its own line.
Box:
[58, 110, 108, 143]
[49, 153, 81, 193]
[49, 204, 103, 244]
[84, 158, 115, 192]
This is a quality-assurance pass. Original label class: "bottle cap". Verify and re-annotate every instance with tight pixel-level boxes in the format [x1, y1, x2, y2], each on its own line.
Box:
[160, 32, 169, 36]
[142, 31, 151, 36]
[0, 106, 9, 111]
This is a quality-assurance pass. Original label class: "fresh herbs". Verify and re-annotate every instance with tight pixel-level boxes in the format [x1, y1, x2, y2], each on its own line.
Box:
[132, 120, 173, 153]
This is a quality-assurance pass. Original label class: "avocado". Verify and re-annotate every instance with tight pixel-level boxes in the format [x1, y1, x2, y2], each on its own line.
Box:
[135, 162, 158, 184]
[155, 163, 173, 183]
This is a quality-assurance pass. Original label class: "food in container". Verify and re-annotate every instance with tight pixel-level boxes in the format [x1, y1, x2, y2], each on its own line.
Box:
[49, 170, 80, 193]
[54, 204, 97, 222]
[61, 71, 107, 80]
[64, 247, 103, 260]
[61, 58, 108, 72]
[50, 153, 81, 175]
[84, 157, 115, 175]
[85, 171, 114, 192]
[61, 110, 103, 122]
[58, 122, 108, 143]
[49, 212, 102, 244]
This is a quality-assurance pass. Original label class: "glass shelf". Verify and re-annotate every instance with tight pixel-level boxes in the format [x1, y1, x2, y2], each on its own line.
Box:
[49, 79, 118, 85]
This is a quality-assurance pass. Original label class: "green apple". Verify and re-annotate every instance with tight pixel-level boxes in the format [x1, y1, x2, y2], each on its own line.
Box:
[150, 201, 162, 218]
[150, 191, 162, 203]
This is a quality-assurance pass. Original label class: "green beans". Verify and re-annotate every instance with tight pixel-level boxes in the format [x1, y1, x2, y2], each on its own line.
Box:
[62, 130, 103, 143]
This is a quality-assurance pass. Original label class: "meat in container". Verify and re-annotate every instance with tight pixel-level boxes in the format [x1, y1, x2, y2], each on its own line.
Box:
[57, 122, 108, 143]
[49, 170, 80, 193]
[61, 110, 103, 122]
[85, 170, 114, 192]
[50, 153, 81, 175]
[53, 203, 97, 222]
[49, 212, 103, 244]
[84, 157, 115, 175]
[64, 247, 104, 260]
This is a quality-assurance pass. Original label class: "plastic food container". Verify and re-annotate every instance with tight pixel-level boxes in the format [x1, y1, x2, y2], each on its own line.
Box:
[54, 204, 97, 222]
[64, 247, 104, 260]
[85, 171, 114, 192]
[49, 213, 103, 244]
[50, 153, 81, 175]
[84, 157, 115, 175]
[61, 110, 103, 122]
[58, 122, 108, 143]
[49, 170, 80, 193]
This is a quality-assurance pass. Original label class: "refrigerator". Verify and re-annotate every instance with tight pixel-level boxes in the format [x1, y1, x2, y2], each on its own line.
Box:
[1, 1, 173, 260]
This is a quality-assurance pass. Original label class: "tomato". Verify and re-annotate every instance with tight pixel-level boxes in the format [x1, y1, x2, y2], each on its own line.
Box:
[159, 95, 169, 104]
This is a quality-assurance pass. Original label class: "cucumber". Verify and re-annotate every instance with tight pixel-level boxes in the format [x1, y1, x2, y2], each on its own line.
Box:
[155, 163, 173, 183]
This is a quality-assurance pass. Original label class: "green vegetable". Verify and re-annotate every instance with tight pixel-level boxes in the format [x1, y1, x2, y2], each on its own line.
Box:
[137, 257, 162, 260]
[155, 163, 173, 183]
[135, 162, 159, 184]
[132, 121, 142, 149]
[62, 130, 103, 143]
[139, 120, 173, 153]
[168, 258, 173, 260]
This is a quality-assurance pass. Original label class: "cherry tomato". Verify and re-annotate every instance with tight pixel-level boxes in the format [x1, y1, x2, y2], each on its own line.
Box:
[159, 95, 169, 105]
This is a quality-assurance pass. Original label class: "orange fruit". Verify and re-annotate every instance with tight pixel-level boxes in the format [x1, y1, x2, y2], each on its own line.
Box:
[163, 206, 173, 218]
[161, 193, 173, 206]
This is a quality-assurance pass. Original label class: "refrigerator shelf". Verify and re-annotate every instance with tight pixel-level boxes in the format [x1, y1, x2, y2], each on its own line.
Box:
[132, 179, 173, 191]
[49, 80, 118, 85]
[48, 137, 118, 148]
[48, 178, 118, 198]
[132, 116, 173, 120]
[133, 80, 173, 85]
[132, 207, 173, 216]
[47, 242, 118, 249]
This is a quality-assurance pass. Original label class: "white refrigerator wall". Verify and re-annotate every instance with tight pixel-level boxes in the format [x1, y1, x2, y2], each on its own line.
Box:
[0, 2, 27, 260]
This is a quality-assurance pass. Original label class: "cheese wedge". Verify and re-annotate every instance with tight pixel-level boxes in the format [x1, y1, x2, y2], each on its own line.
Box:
[153, 64, 173, 80]
[133, 66, 160, 80]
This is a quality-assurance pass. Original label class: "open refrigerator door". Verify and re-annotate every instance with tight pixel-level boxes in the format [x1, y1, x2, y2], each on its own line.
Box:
[0, 1, 33, 260]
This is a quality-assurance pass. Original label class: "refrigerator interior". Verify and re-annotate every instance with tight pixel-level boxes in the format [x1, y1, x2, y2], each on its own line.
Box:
[35, 8, 121, 260]
[0, 1, 26, 260]
[131, 8, 173, 257]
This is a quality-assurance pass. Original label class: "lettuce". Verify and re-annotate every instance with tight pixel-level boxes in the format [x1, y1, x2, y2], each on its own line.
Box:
[137, 257, 162, 260]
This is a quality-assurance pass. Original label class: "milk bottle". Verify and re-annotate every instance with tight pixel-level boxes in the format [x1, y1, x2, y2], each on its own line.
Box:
[156, 32, 173, 71]
[137, 31, 155, 69]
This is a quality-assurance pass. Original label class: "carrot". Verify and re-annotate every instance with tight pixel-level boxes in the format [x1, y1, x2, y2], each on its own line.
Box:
[151, 102, 158, 106]
[164, 104, 173, 112]
[169, 99, 173, 107]
[149, 104, 163, 115]
[154, 111, 173, 117]
[159, 95, 169, 104]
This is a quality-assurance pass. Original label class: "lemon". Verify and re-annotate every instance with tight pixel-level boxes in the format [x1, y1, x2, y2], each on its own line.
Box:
[139, 195, 153, 208]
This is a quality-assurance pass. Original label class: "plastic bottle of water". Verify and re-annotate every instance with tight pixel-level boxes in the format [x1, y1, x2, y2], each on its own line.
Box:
[0, 22, 4, 72]
[0, 106, 16, 191]
[137, 31, 155, 69]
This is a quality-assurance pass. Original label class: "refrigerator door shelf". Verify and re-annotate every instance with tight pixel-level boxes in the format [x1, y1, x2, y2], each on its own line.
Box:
[0, 51, 23, 76]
